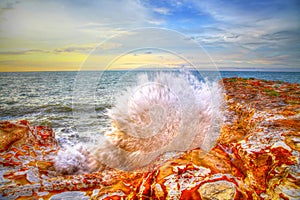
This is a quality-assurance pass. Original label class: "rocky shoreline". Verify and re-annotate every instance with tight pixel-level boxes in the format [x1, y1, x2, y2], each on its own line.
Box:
[0, 77, 299, 199]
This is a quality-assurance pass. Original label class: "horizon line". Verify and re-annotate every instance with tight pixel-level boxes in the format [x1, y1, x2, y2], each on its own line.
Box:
[0, 67, 299, 73]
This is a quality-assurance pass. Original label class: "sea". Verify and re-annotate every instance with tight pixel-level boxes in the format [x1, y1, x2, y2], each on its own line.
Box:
[0, 70, 299, 143]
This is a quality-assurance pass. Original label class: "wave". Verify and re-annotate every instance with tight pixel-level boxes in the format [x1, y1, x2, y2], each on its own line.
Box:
[54, 71, 224, 174]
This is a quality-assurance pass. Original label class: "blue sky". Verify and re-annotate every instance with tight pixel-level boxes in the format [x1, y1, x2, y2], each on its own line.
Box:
[0, 0, 299, 71]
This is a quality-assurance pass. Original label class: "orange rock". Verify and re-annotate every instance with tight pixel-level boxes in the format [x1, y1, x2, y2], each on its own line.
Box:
[0, 121, 28, 152]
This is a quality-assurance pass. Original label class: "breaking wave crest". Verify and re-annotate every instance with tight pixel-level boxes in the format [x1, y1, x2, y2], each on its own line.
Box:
[54, 71, 223, 174]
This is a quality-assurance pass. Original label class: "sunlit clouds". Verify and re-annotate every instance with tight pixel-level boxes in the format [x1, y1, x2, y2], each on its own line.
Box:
[0, 0, 299, 71]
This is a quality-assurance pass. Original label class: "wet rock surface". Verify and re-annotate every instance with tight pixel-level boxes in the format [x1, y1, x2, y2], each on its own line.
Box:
[0, 77, 299, 199]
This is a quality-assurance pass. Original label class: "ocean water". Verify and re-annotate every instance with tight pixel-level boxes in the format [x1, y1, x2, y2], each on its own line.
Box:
[0, 70, 299, 142]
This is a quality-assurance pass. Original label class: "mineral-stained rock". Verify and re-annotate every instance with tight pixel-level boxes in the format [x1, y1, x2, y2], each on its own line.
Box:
[0, 120, 29, 152]
[0, 78, 299, 199]
[199, 180, 236, 200]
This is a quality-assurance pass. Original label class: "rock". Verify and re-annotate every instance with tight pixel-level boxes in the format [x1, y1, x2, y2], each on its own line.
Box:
[198, 181, 236, 200]
[0, 120, 28, 152]
[0, 78, 299, 199]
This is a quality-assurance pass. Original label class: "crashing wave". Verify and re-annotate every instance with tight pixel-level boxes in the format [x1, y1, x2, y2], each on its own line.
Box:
[54, 71, 223, 174]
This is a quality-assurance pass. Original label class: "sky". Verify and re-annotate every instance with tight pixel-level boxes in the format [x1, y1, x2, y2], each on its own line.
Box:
[0, 0, 299, 72]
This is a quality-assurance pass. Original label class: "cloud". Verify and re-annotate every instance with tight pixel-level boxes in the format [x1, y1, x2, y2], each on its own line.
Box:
[147, 20, 165, 25]
[0, 51, 26, 55]
[262, 30, 300, 42]
[54, 42, 123, 53]
[193, 0, 300, 38]
[0, 0, 19, 12]
[54, 44, 95, 53]
[0, 0, 155, 46]
[0, 0, 299, 71]
[0, 42, 123, 55]
[179, 0, 300, 69]
[193, 0, 299, 25]
[0, 49, 51, 55]
[153, 7, 171, 15]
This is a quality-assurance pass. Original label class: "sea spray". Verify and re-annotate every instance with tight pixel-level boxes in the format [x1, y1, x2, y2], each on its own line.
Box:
[54, 71, 223, 174]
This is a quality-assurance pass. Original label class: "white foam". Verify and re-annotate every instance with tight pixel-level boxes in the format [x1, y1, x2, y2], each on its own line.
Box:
[54, 71, 223, 173]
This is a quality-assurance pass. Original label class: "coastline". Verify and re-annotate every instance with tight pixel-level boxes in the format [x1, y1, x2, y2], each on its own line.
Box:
[0, 77, 299, 199]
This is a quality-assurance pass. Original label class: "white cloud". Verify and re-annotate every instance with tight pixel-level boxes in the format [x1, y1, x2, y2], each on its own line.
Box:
[153, 7, 171, 15]
[182, 0, 300, 68]
[147, 20, 165, 25]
